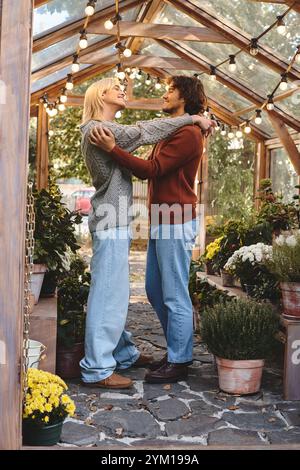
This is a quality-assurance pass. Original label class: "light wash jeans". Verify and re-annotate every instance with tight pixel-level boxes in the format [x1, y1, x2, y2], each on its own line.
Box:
[145, 219, 198, 364]
[80, 226, 139, 383]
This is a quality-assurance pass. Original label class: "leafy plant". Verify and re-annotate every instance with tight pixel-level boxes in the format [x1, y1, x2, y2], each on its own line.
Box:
[33, 181, 82, 281]
[201, 298, 280, 360]
[57, 255, 90, 348]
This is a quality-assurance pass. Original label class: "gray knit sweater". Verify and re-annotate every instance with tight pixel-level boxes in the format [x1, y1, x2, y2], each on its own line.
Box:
[80, 114, 193, 232]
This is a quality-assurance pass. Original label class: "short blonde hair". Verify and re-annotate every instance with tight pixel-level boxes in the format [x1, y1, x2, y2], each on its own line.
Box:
[82, 77, 120, 124]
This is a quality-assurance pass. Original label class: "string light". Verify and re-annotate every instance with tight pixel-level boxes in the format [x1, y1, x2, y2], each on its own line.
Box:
[79, 30, 88, 49]
[236, 128, 243, 138]
[228, 55, 237, 72]
[65, 74, 74, 91]
[228, 128, 235, 139]
[71, 54, 80, 73]
[244, 121, 252, 134]
[104, 19, 114, 30]
[276, 15, 286, 35]
[209, 65, 217, 81]
[220, 125, 227, 136]
[58, 103, 66, 112]
[60, 89, 68, 103]
[203, 106, 210, 118]
[155, 77, 162, 90]
[266, 95, 275, 110]
[48, 130, 54, 137]
[255, 109, 262, 125]
[279, 72, 288, 91]
[85, 0, 96, 17]
[145, 74, 151, 86]
[123, 48, 132, 58]
[104, 13, 122, 30]
[249, 38, 259, 56]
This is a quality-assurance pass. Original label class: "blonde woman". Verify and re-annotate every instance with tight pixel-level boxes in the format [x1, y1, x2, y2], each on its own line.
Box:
[79, 77, 213, 389]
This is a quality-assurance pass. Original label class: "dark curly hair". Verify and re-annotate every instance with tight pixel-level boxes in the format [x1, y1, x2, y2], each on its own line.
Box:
[166, 75, 207, 115]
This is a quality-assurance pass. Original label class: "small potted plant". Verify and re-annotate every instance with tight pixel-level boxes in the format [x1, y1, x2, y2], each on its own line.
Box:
[33, 182, 82, 298]
[201, 298, 280, 395]
[56, 255, 90, 378]
[203, 236, 223, 275]
[267, 230, 300, 317]
[22, 368, 75, 446]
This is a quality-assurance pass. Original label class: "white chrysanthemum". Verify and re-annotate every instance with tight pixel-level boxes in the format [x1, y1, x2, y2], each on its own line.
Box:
[286, 236, 297, 247]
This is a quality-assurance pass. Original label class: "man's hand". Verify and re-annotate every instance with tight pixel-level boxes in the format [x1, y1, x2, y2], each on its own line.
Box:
[89, 126, 116, 152]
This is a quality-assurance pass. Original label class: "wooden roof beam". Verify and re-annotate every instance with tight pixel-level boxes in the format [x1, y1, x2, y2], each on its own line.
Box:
[33, 0, 145, 53]
[268, 111, 300, 174]
[159, 39, 300, 132]
[166, 0, 300, 82]
[87, 21, 230, 43]
[34, 0, 50, 7]
[249, 0, 300, 15]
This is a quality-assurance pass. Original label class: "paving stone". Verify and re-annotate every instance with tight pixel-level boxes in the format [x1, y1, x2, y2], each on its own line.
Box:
[118, 367, 146, 380]
[96, 439, 130, 448]
[194, 354, 214, 364]
[190, 399, 220, 417]
[96, 398, 142, 411]
[148, 399, 190, 421]
[92, 410, 161, 438]
[266, 429, 300, 444]
[166, 415, 224, 437]
[276, 401, 300, 412]
[234, 402, 274, 413]
[208, 428, 265, 446]
[143, 382, 186, 401]
[222, 411, 286, 431]
[280, 411, 300, 427]
[201, 391, 237, 409]
[61, 422, 99, 446]
[186, 375, 219, 393]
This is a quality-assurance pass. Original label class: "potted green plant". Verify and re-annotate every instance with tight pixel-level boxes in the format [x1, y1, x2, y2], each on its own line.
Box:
[22, 368, 75, 446]
[201, 298, 280, 395]
[33, 182, 82, 297]
[56, 255, 90, 378]
[267, 230, 300, 318]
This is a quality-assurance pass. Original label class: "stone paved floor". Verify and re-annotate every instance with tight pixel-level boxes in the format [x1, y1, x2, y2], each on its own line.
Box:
[61, 250, 300, 448]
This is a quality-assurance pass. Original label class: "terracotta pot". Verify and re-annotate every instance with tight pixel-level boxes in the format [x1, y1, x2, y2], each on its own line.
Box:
[220, 269, 235, 287]
[56, 342, 84, 379]
[280, 282, 300, 318]
[216, 357, 264, 395]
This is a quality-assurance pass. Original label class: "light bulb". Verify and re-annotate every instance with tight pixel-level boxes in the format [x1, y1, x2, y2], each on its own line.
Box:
[52, 108, 58, 116]
[66, 81, 74, 91]
[250, 38, 258, 56]
[209, 65, 217, 81]
[209, 73, 216, 81]
[43, 102, 48, 108]
[279, 79, 288, 91]
[220, 129, 226, 136]
[58, 103, 65, 112]
[79, 37, 88, 49]
[267, 102, 274, 110]
[277, 17, 286, 35]
[71, 62, 80, 73]
[48, 130, 54, 137]
[123, 48, 132, 58]
[255, 110, 262, 125]
[155, 82, 162, 90]
[228, 130, 234, 139]
[228, 55, 236, 72]
[117, 71, 126, 80]
[104, 19, 114, 30]
[229, 63, 237, 72]
[236, 129, 243, 138]
[60, 94, 67, 103]
[115, 111, 122, 119]
[129, 73, 136, 79]
[85, 2, 95, 16]
[145, 75, 151, 85]
[244, 123, 251, 134]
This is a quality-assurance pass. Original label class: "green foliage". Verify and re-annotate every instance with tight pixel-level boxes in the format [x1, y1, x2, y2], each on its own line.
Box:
[33, 181, 81, 278]
[57, 255, 90, 348]
[201, 298, 280, 360]
[207, 132, 255, 222]
[268, 232, 300, 282]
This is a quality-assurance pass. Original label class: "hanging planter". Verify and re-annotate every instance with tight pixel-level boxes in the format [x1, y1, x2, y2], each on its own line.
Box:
[30, 264, 47, 304]
[22, 419, 64, 446]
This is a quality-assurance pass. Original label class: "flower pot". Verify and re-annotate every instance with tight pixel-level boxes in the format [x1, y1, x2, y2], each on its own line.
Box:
[220, 269, 235, 287]
[280, 282, 300, 318]
[30, 264, 47, 304]
[22, 419, 64, 446]
[56, 342, 84, 379]
[204, 261, 214, 275]
[216, 357, 264, 395]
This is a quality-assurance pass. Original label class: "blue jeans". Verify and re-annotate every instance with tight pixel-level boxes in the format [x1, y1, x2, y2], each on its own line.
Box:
[80, 227, 139, 383]
[145, 219, 198, 364]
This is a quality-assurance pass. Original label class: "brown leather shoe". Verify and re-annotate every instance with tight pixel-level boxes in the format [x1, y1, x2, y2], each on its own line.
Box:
[132, 353, 154, 368]
[83, 372, 133, 389]
[145, 363, 189, 384]
[147, 354, 168, 371]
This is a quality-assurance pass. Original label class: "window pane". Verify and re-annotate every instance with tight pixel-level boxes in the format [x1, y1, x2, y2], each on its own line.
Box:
[31, 63, 91, 93]
[33, 0, 115, 37]
[270, 147, 299, 202]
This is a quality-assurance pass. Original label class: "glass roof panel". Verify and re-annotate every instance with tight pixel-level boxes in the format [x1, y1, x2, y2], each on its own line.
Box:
[276, 92, 300, 121]
[33, 0, 115, 37]
[240, 110, 274, 137]
[189, 0, 300, 64]
[32, 34, 109, 73]
[154, 4, 205, 27]
[31, 63, 88, 94]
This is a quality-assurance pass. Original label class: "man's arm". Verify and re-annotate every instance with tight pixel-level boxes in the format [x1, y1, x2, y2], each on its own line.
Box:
[107, 127, 203, 180]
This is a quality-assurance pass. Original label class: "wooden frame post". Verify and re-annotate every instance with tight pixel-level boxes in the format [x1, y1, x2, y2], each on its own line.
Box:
[36, 103, 49, 190]
[0, 0, 33, 449]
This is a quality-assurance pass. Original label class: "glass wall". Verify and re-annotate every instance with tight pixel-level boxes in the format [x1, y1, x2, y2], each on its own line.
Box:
[270, 147, 299, 202]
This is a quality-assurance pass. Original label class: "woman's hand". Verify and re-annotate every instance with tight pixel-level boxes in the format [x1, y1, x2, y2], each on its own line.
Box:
[191, 115, 217, 137]
[89, 126, 116, 152]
